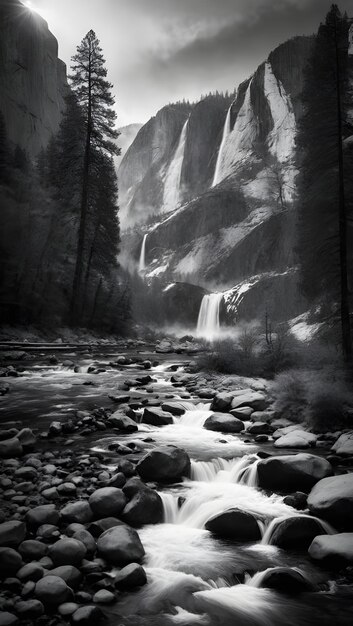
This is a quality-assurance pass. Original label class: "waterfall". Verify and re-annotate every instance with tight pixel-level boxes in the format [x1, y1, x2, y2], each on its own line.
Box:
[163, 118, 189, 213]
[139, 233, 148, 271]
[196, 293, 223, 341]
[212, 106, 232, 187]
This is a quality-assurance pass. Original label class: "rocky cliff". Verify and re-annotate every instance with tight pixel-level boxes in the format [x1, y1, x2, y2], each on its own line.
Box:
[119, 36, 315, 326]
[0, 0, 67, 156]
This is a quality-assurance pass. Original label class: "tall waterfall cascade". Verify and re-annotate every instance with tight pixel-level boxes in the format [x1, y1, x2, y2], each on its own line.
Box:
[197, 293, 223, 341]
[213, 79, 257, 184]
[138, 233, 148, 272]
[163, 118, 189, 213]
[212, 106, 232, 187]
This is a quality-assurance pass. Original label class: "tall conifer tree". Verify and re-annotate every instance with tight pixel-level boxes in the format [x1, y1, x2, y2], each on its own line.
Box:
[296, 5, 352, 360]
[69, 30, 120, 323]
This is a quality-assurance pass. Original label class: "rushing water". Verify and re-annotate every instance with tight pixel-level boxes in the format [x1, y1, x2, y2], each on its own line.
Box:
[196, 293, 223, 341]
[163, 118, 189, 213]
[2, 347, 353, 626]
[212, 106, 232, 187]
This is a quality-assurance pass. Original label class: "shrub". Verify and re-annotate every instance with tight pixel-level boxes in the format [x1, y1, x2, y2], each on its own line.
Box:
[272, 369, 353, 432]
[271, 370, 308, 423]
[196, 325, 302, 378]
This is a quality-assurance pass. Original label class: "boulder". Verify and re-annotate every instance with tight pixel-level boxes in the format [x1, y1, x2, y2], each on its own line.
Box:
[257, 454, 333, 493]
[49, 421, 62, 436]
[61, 501, 93, 524]
[0, 548, 23, 577]
[108, 472, 126, 488]
[46, 566, 82, 589]
[17, 562, 44, 582]
[204, 413, 244, 433]
[247, 422, 273, 435]
[88, 517, 122, 538]
[268, 516, 328, 550]
[121, 480, 163, 526]
[307, 474, 353, 529]
[26, 504, 60, 529]
[205, 509, 261, 541]
[161, 402, 190, 416]
[210, 393, 234, 412]
[0, 614, 18, 626]
[18, 540, 47, 560]
[230, 407, 254, 419]
[108, 414, 138, 432]
[137, 445, 190, 482]
[114, 563, 147, 589]
[48, 538, 87, 566]
[16, 428, 36, 449]
[274, 430, 317, 449]
[0, 437, 22, 459]
[332, 432, 353, 456]
[142, 407, 174, 426]
[71, 606, 103, 625]
[35, 575, 72, 607]
[93, 590, 115, 604]
[308, 533, 353, 564]
[15, 600, 44, 619]
[0, 521, 26, 548]
[231, 392, 269, 412]
[89, 487, 126, 518]
[97, 525, 145, 566]
[256, 567, 315, 593]
[58, 603, 79, 617]
[72, 529, 96, 558]
[283, 492, 307, 510]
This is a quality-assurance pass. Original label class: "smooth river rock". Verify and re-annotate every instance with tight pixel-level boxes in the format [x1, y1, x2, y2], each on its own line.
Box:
[307, 474, 353, 529]
[257, 453, 333, 492]
[308, 533, 353, 563]
[97, 525, 145, 566]
[137, 445, 190, 482]
[267, 516, 329, 550]
[0, 521, 26, 548]
[205, 508, 261, 541]
[89, 487, 127, 518]
[121, 479, 163, 526]
[204, 413, 244, 433]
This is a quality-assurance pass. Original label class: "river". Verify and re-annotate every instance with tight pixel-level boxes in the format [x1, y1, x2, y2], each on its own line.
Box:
[0, 344, 352, 626]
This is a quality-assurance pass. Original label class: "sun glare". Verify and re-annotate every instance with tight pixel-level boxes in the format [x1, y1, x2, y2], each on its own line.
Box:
[24, 1, 39, 13]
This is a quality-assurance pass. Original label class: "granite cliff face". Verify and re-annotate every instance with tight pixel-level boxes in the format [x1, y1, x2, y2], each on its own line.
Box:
[118, 95, 231, 228]
[119, 36, 315, 325]
[0, 0, 67, 156]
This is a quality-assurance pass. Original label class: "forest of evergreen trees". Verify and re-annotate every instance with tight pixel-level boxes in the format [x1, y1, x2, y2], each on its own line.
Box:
[0, 31, 130, 333]
[296, 5, 353, 361]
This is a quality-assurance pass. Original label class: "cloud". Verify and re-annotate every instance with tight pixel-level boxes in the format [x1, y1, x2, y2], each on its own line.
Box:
[31, 0, 353, 125]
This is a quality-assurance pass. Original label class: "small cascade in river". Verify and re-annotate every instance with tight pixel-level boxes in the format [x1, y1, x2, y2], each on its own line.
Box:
[163, 118, 189, 213]
[190, 455, 258, 483]
[246, 567, 310, 589]
[261, 514, 336, 545]
[212, 105, 232, 187]
[138, 233, 148, 272]
[196, 293, 223, 341]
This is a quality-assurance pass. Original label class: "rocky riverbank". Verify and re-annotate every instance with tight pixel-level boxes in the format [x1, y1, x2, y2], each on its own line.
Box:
[0, 340, 353, 626]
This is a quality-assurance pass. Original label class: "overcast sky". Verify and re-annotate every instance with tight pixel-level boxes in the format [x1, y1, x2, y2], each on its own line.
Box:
[26, 0, 353, 126]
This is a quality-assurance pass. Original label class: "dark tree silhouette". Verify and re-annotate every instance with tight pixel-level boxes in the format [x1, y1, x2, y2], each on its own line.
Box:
[296, 5, 352, 361]
[69, 30, 120, 324]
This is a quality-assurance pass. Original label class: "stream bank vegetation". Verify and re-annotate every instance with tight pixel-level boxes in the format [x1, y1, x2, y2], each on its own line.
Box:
[196, 320, 353, 433]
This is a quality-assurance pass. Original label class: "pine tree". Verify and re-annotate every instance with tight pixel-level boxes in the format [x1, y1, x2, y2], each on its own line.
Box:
[296, 5, 352, 361]
[69, 30, 120, 324]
